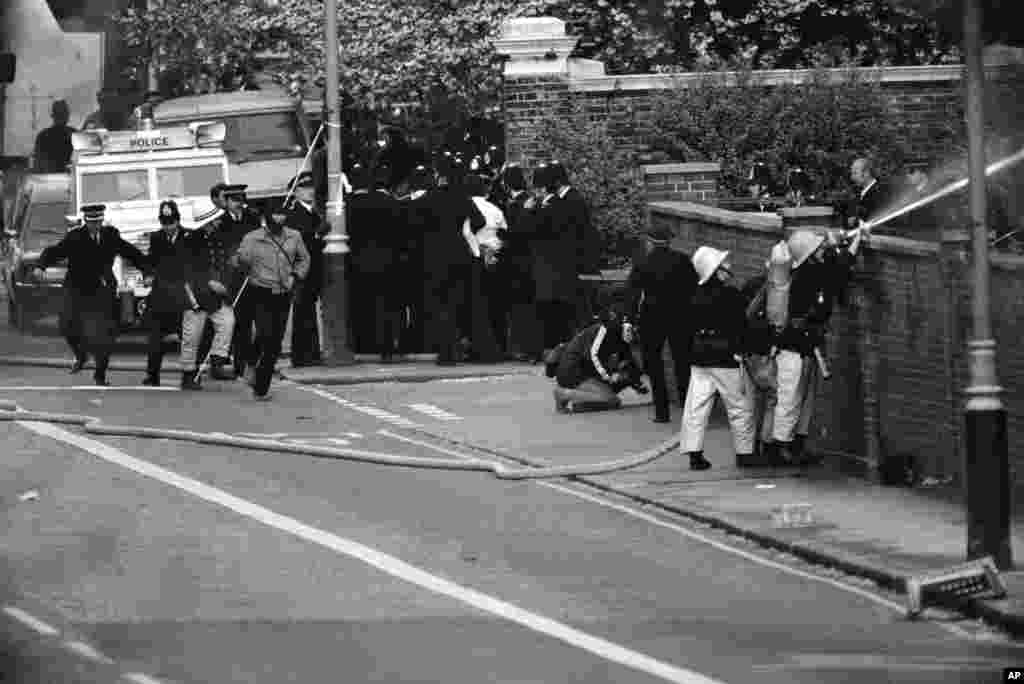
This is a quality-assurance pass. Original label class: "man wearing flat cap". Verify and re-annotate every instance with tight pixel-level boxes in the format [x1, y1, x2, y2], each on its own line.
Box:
[286, 171, 328, 367]
[626, 225, 698, 423]
[36, 204, 150, 385]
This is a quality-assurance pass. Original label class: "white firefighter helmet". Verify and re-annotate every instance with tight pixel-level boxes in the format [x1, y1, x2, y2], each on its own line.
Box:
[692, 246, 730, 285]
[768, 241, 792, 286]
[787, 230, 825, 268]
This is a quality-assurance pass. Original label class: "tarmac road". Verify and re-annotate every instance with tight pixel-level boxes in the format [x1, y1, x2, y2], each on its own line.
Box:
[0, 365, 1020, 684]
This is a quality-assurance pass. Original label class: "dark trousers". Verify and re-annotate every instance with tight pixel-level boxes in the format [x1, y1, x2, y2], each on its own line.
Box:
[426, 263, 471, 362]
[250, 286, 292, 396]
[290, 283, 321, 365]
[537, 300, 576, 352]
[232, 287, 257, 375]
[641, 319, 692, 419]
[468, 260, 500, 362]
[60, 288, 117, 379]
[145, 310, 183, 377]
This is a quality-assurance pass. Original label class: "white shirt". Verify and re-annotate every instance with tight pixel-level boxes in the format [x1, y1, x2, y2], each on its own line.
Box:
[470, 196, 506, 253]
[860, 179, 877, 199]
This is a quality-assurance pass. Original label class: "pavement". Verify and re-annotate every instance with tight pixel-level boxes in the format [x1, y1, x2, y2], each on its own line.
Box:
[1, 323, 1023, 643]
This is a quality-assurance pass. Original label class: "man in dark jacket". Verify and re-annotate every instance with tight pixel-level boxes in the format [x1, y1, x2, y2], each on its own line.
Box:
[36, 204, 150, 386]
[848, 156, 892, 229]
[552, 307, 646, 413]
[33, 100, 75, 173]
[214, 184, 261, 376]
[421, 158, 486, 365]
[493, 164, 538, 361]
[627, 225, 698, 423]
[398, 165, 434, 353]
[142, 200, 194, 388]
[680, 246, 756, 471]
[287, 172, 328, 367]
[346, 164, 405, 359]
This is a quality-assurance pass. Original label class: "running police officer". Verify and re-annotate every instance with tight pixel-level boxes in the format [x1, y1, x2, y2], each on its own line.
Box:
[36, 204, 150, 386]
[142, 200, 192, 387]
[214, 184, 261, 377]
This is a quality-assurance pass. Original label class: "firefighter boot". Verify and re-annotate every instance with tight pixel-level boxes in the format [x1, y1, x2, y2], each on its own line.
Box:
[181, 370, 203, 391]
[210, 356, 236, 380]
[689, 451, 711, 471]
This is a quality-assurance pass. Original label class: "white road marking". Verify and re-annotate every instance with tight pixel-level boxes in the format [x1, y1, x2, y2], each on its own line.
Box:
[0, 386, 179, 392]
[300, 386, 420, 428]
[64, 640, 115, 664]
[408, 403, 463, 421]
[124, 673, 165, 684]
[751, 653, 1014, 671]
[19, 419, 725, 684]
[2, 606, 59, 636]
[378, 430, 983, 643]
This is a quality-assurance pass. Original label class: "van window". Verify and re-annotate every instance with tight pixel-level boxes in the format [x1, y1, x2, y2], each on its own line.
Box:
[156, 164, 224, 198]
[224, 112, 304, 159]
[81, 170, 150, 204]
[23, 202, 68, 251]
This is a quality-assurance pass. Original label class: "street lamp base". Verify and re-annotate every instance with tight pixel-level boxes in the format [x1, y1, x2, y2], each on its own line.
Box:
[965, 406, 1012, 570]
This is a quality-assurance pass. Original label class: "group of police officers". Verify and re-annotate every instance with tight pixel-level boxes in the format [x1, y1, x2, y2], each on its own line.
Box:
[37, 175, 320, 400]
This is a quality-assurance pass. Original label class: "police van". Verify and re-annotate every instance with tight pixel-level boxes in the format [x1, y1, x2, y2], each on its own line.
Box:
[152, 91, 314, 208]
[69, 119, 229, 325]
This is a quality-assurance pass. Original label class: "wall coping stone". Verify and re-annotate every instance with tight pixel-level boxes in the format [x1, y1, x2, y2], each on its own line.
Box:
[642, 162, 721, 175]
[650, 201, 783, 233]
[779, 206, 834, 218]
[569, 64, 966, 93]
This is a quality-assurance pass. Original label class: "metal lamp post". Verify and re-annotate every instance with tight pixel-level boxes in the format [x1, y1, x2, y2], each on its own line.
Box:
[962, 0, 1010, 569]
[319, 0, 353, 365]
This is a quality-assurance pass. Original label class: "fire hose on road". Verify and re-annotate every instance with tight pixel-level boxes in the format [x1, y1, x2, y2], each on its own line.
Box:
[0, 399, 679, 481]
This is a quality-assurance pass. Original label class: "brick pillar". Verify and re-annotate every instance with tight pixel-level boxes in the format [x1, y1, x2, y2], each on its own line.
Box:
[642, 163, 720, 204]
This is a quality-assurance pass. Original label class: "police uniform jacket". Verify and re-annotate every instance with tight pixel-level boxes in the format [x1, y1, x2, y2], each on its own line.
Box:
[689, 277, 748, 368]
[420, 186, 485, 273]
[287, 201, 328, 295]
[776, 249, 856, 355]
[555, 322, 632, 389]
[346, 189, 404, 276]
[146, 227, 193, 314]
[38, 224, 149, 294]
[626, 245, 698, 325]
[556, 186, 601, 275]
[497, 190, 535, 300]
[184, 225, 235, 312]
[524, 193, 581, 304]
[214, 208, 261, 295]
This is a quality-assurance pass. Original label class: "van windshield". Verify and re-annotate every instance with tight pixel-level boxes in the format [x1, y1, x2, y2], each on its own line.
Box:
[224, 112, 304, 159]
[156, 164, 224, 198]
[24, 202, 69, 251]
[81, 170, 150, 204]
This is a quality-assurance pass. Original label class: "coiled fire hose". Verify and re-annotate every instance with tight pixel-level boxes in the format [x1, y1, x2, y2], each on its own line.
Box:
[0, 398, 680, 481]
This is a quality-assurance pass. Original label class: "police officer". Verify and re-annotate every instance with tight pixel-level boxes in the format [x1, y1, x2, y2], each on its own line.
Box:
[627, 225, 699, 423]
[142, 200, 193, 387]
[36, 204, 150, 386]
[681, 247, 757, 471]
[214, 184, 261, 377]
[286, 171, 328, 367]
[398, 164, 434, 353]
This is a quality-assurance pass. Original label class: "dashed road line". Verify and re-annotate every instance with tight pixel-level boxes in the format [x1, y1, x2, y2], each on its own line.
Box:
[64, 640, 115, 664]
[408, 403, 463, 421]
[3, 606, 59, 636]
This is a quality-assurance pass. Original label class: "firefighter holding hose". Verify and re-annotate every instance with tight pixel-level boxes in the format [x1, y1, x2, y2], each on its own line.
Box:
[763, 228, 866, 466]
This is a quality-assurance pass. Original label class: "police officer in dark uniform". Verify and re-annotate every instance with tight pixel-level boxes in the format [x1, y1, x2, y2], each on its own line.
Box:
[36, 204, 150, 386]
[143, 200, 192, 387]
[627, 224, 699, 423]
[398, 165, 434, 353]
[213, 184, 261, 376]
[286, 171, 328, 367]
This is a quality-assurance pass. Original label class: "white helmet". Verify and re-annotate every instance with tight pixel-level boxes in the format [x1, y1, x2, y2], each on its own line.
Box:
[692, 246, 730, 285]
[767, 241, 792, 286]
[787, 230, 825, 268]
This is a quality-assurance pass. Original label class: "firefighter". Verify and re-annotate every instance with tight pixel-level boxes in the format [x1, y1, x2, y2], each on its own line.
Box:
[766, 228, 864, 466]
[680, 247, 756, 471]
[36, 204, 150, 386]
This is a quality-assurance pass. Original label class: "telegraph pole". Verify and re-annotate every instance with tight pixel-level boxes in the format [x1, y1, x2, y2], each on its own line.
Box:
[319, 0, 353, 365]
[962, 0, 1010, 569]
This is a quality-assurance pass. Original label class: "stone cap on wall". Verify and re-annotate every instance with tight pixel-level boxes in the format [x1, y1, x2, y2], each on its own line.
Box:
[650, 201, 783, 233]
[642, 162, 721, 175]
[495, 17, 580, 76]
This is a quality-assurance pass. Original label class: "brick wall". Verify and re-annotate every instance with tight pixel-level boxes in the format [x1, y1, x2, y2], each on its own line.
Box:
[643, 163, 719, 204]
[648, 201, 1024, 494]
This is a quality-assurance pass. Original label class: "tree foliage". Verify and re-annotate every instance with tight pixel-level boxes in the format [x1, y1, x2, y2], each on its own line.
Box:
[535, 98, 648, 268]
[649, 68, 915, 198]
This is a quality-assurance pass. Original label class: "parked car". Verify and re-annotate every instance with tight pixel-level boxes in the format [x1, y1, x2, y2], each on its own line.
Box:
[2, 173, 72, 330]
[152, 91, 314, 207]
